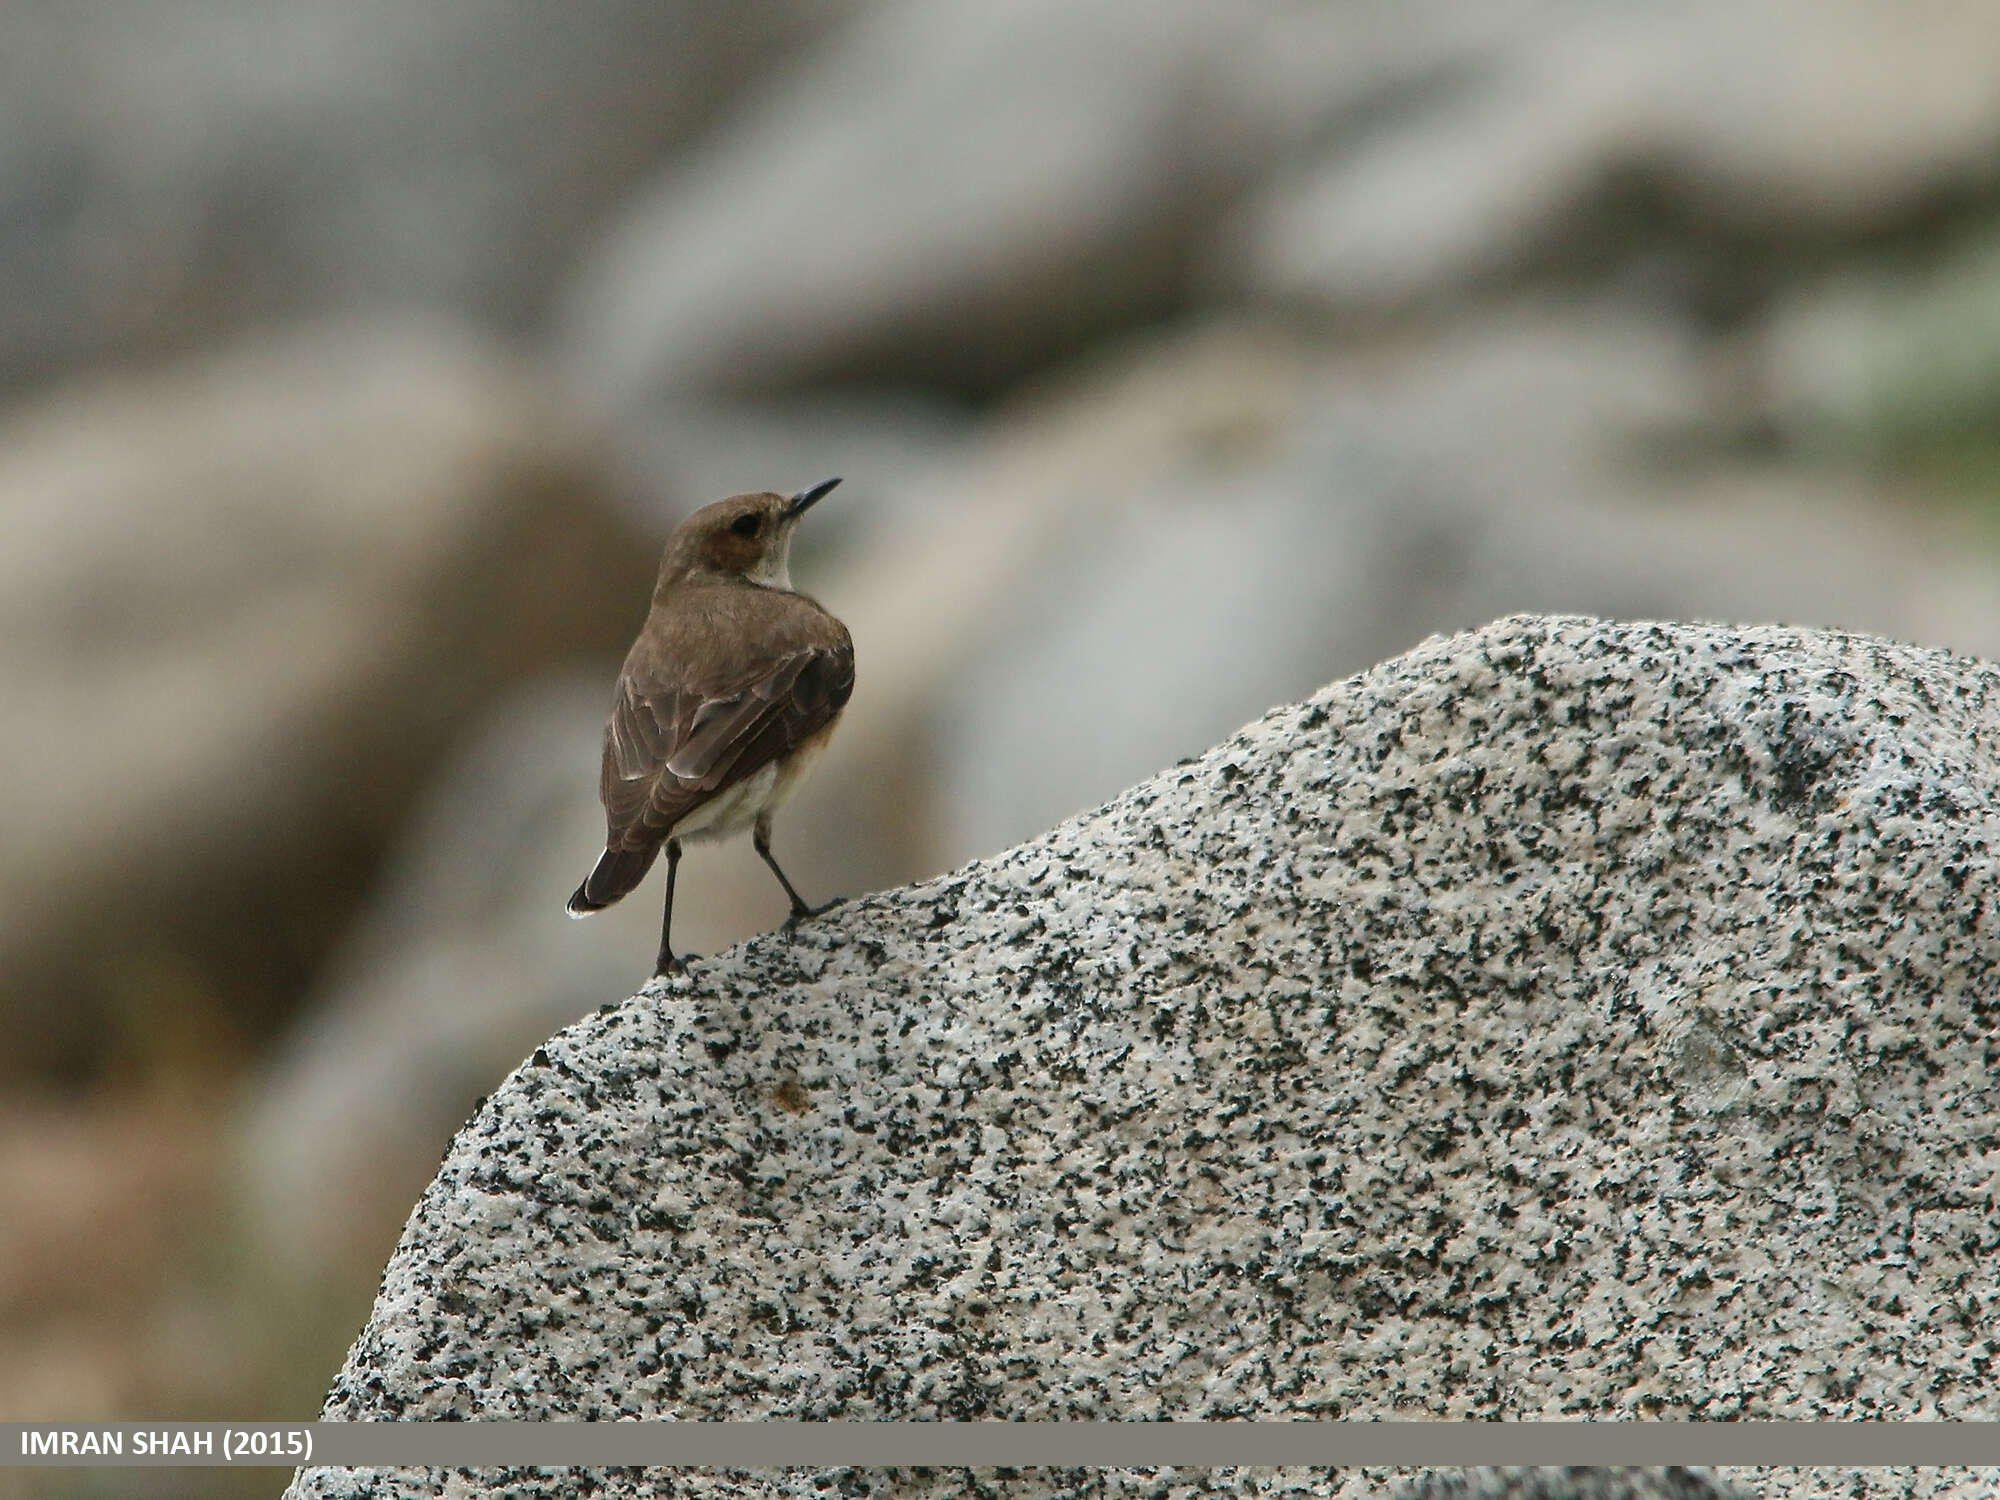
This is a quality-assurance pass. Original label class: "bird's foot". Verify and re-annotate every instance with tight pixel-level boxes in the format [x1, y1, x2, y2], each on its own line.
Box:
[652, 950, 698, 977]
[783, 895, 847, 931]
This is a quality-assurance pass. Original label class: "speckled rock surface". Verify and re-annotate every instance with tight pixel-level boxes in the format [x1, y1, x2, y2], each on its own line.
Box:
[1399, 1474, 1741, 1500]
[290, 616, 2000, 1500]
[292, 1467, 1772, 1500]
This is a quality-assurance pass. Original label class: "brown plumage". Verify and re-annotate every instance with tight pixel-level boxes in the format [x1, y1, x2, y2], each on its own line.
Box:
[568, 478, 853, 974]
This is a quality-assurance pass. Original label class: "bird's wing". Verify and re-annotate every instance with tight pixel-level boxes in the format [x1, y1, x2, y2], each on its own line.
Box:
[600, 638, 854, 849]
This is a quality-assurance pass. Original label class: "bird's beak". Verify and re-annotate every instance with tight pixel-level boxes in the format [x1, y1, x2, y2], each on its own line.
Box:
[787, 476, 842, 519]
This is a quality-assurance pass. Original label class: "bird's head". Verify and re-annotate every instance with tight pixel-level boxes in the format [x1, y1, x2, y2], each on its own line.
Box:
[658, 477, 841, 593]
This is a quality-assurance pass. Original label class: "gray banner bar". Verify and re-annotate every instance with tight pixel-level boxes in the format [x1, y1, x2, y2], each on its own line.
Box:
[3, 1422, 1995, 1468]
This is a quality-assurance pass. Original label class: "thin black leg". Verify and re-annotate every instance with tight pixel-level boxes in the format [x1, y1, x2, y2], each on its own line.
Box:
[755, 816, 840, 926]
[653, 838, 685, 974]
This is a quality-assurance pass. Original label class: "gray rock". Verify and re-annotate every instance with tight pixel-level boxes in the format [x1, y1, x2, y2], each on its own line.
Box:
[291, 616, 2000, 1500]
[293, 1471, 1760, 1500]
[554, 0, 1298, 403]
[0, 316, 653, 1082]
[1223, 2, 2000, 316]
[0, 1, 847, 388]
[1397, 1475, 1742, 1500]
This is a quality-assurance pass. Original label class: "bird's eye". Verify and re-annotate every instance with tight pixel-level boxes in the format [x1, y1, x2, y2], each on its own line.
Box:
[730, 514, 761, 539]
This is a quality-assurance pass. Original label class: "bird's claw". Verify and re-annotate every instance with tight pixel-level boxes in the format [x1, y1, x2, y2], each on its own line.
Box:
[783, 895, 847, 932]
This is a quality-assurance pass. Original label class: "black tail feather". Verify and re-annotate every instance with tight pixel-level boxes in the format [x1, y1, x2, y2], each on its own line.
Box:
[566, 844, 660, 916]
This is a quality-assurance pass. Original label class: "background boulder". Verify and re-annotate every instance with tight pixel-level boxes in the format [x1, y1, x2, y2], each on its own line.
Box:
[0, 0, 852, 391]
[0, 317, 652, 1085]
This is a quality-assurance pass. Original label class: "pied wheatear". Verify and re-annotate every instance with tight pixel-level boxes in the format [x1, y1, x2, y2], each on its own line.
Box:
[567, 478, 853, 974]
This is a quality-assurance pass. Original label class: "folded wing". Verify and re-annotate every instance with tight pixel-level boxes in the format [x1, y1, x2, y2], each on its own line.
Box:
[601, 640, 854, 852]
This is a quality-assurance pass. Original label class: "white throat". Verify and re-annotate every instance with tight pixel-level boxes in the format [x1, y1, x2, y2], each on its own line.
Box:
[746, 533, 795, 590]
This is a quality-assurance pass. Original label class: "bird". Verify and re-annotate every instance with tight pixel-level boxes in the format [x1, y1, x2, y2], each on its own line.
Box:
[567, 477, 854, 975]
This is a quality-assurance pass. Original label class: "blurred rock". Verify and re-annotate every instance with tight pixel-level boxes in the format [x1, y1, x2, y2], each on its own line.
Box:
[555, 0, 1308, 403]
[0, 0, 853, 391]
[1760, 220, 2000, 449]
[0, 315, 654, 1086]
[929, 309, 2000, 862]
[1222, 1, 2000, 317]
[598, 392, 976, 564]
[0, 1093, 215, 1420]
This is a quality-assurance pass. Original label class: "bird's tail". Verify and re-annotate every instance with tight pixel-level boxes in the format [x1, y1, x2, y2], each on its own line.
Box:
[566, 845, 661, 918]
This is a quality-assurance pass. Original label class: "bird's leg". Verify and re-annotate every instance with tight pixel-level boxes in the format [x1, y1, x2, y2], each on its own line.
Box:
[653, 839, 687, 974]
[755, 815, 842, 928]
